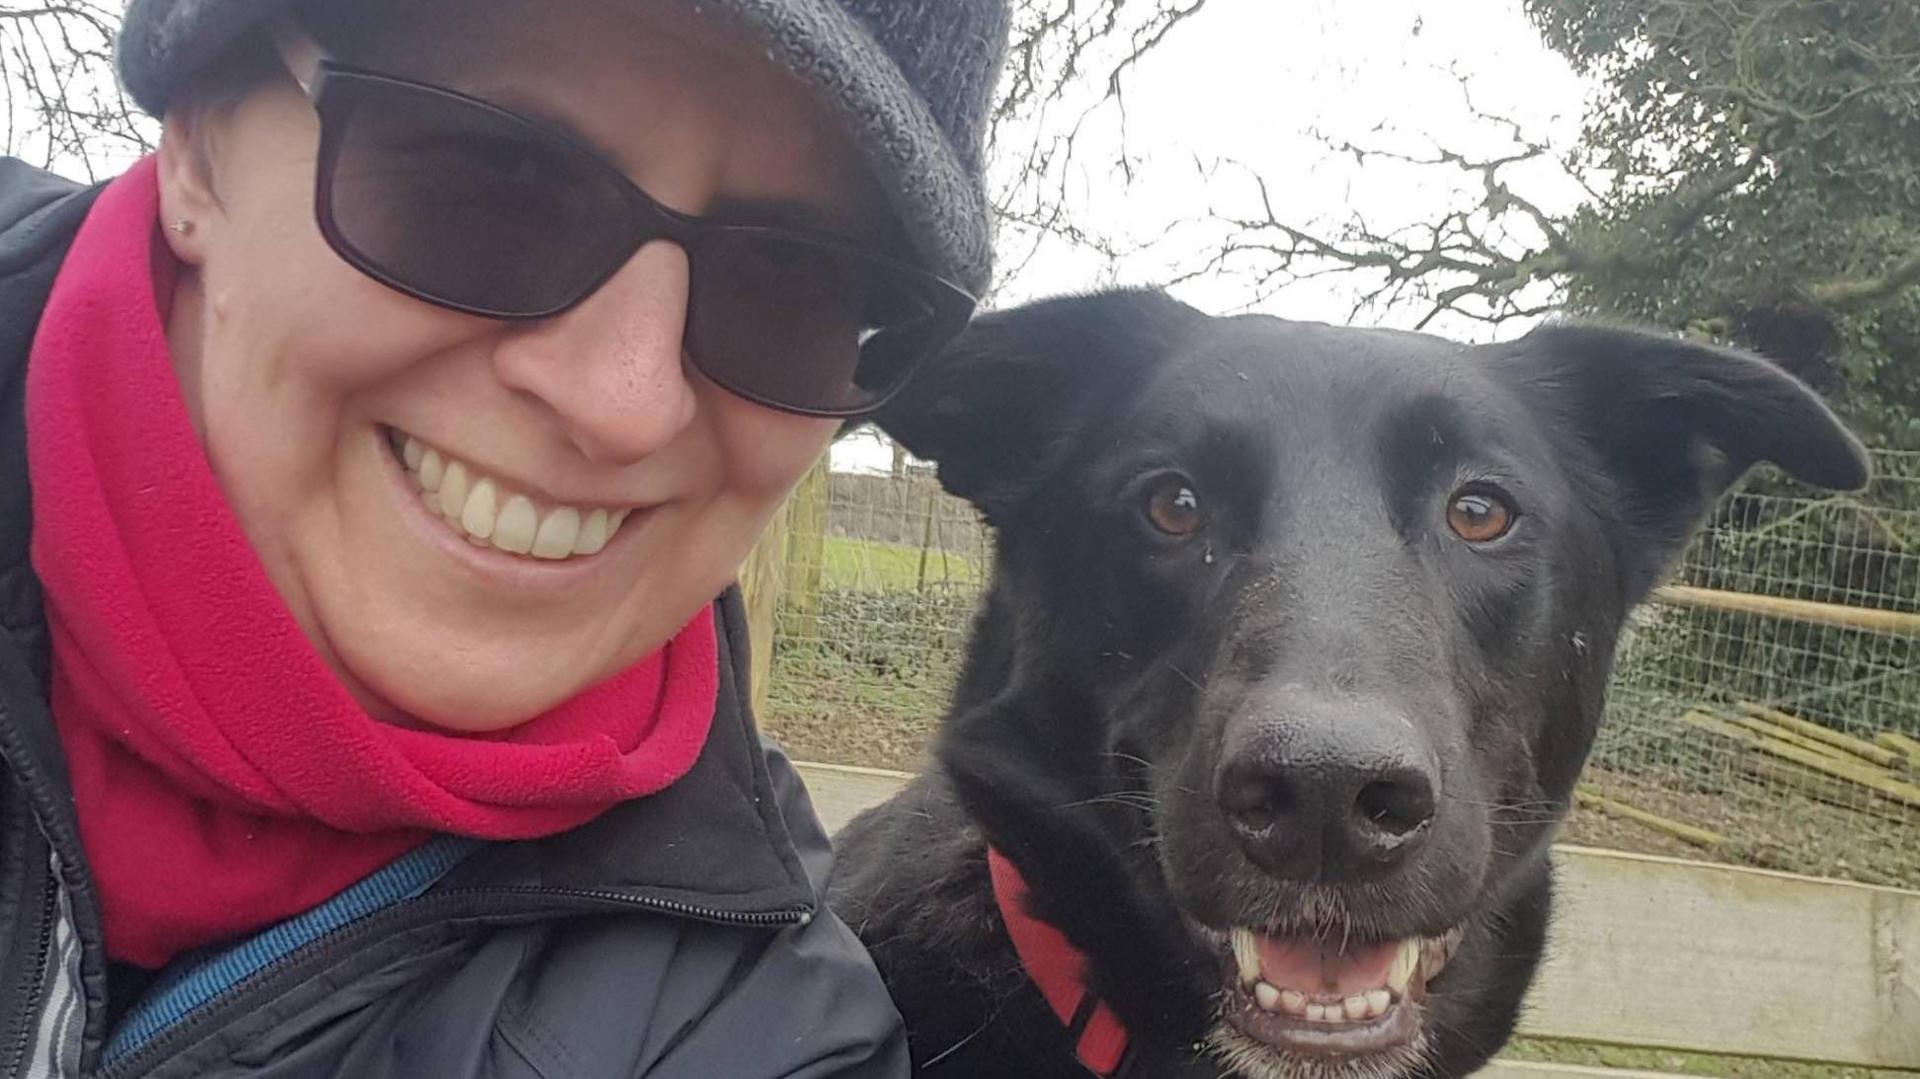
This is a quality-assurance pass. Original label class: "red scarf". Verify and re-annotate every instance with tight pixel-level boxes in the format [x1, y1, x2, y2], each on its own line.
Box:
[26, 159, 720, 970]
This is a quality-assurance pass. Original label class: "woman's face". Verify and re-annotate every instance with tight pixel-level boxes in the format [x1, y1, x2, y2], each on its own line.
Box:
[157, 0, 883, 730]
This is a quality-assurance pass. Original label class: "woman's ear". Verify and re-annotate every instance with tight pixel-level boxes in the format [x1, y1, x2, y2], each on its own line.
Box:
[875, 288, 1203, 522]
[155, 108, 220, 266]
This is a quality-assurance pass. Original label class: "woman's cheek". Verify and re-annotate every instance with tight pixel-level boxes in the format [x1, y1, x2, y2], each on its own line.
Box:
[285, 281, 484, 390]
[713, 394, 838, 498]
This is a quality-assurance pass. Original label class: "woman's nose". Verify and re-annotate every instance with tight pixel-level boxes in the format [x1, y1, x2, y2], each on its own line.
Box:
[491, 240, 700, 465]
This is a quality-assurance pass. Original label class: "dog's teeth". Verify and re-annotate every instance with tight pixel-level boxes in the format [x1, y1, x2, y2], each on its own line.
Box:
[1279, 989, 1308, 1016]
[1253, 981, 1281, 1012]
[1386, 938, 1419, 994]
[1366, 989, 1392, 1017]
[1231, 927, 1262, 987]
[1343, 994, 1370, 1021]
[1422, 936, 1450, 978]
[1305, 1003, 1328, 1022]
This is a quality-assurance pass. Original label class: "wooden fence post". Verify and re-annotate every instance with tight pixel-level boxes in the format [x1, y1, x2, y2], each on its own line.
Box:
[780, 460, 830, 644]
[739, 497, 790, 722]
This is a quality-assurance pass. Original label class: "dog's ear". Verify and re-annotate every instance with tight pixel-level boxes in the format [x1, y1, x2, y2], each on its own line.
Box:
[874, 288, 1204, 516]
[1500, 322, 1869, 598]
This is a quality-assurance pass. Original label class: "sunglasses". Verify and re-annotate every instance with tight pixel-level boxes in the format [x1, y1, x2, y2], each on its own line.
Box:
[271, 24, 976, 418]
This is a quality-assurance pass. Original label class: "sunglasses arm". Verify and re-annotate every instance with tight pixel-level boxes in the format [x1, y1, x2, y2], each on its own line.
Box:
[268, 16, 326, 99]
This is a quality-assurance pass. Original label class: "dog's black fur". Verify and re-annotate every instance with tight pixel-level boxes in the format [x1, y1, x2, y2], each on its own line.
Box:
[829, 290, 1868, 1079]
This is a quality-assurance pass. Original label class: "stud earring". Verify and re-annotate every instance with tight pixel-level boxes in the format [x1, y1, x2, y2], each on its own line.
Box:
[168, 219, 194, 235]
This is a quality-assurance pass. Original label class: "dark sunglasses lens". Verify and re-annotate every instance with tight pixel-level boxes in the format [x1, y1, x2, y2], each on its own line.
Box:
[322, 79, 632, 316]
[690, 233, 942, 414]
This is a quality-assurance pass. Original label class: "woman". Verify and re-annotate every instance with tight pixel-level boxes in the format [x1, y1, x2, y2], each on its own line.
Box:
[0, 0, 1005, 1074]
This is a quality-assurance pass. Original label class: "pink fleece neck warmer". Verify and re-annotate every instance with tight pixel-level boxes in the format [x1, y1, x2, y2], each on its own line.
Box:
[27, 157, 719, 969]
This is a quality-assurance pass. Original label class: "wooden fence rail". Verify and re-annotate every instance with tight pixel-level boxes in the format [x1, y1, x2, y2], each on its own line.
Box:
[1652, 584, 1920, 636]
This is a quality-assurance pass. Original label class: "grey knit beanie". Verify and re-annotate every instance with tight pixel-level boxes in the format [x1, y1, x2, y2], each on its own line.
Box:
[115, 0, 1010, 294]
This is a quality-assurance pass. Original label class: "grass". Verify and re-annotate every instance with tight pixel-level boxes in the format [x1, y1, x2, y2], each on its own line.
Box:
[763, 578, 977, 772]
[818, 535, 983, 592]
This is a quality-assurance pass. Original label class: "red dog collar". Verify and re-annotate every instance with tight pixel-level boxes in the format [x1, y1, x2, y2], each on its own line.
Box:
[986, 847, 1133, 1076]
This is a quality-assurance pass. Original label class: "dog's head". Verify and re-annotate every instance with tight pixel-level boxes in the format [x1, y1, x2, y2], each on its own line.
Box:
[878, 290, 1867, 1079]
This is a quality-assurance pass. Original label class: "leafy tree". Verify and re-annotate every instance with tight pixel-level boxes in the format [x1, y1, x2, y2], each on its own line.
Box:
[1192, 0, 1920, 446]
[1532, 1, 1920, 741]
[1530, 0, 1920, 446]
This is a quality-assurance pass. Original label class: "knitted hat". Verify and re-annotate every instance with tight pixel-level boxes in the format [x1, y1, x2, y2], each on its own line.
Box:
[115, 0, 1010, 294]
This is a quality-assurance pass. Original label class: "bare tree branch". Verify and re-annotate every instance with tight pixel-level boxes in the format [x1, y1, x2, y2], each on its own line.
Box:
[985, 0, 1215, 299]
[2, 0, 153, 176]
[1173, 87, 1589, 332]
[1812, 248, 1920, 310]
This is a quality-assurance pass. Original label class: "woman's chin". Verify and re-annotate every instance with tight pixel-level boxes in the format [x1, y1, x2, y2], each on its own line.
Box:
[390, 697, 551, 735]
[332, 635, 614, 734]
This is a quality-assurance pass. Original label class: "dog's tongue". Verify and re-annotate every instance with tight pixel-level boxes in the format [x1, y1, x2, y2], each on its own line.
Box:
[1255, 936, 1400, 997]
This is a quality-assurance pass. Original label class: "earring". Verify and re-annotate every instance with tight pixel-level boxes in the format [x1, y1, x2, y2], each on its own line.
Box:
[167, 219, 194, 235]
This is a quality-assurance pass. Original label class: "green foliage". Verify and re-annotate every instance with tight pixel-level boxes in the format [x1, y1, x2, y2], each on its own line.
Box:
[764, 586, 977, 771]
[1526, 0, 1920, 446]
[816, 536, 983, 593]
[774, 587, 973, 679]
[1508, 1, 1920, 765]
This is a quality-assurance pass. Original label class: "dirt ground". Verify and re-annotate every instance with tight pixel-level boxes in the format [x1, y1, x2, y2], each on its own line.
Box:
[1565, 767, 1919, 887]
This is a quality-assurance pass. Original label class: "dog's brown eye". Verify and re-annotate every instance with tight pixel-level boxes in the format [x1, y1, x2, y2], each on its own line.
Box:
[1145, 476, 1204, 537]
[1447, 488, 1515, 543]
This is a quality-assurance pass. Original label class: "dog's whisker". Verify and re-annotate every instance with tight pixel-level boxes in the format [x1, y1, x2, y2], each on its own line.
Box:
[1160, 661, 1206, 693]
[918, 1017, 994, 1068]
[1057, 794, 1161, 813]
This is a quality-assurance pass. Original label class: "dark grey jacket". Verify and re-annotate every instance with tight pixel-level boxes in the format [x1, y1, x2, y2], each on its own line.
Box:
[0, 158, 909, 1079]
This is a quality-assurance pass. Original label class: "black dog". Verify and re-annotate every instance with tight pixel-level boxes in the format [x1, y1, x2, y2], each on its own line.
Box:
[829, 290, 1868, 1079]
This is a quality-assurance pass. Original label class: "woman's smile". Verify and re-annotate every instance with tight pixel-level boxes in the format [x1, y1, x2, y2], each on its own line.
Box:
[383, 425, 642, 561]
[372, 421, 664, 600]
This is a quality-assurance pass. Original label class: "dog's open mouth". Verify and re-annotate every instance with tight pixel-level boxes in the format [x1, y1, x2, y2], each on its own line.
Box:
[1219, 925, 1464, 1057]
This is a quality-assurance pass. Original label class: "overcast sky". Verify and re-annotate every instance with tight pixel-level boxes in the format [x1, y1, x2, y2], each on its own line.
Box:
[842, 0, 1595, 470]
[999, 0, 1592, 318]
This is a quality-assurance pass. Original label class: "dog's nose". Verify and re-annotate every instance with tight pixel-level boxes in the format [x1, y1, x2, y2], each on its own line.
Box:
[1216, 707, 1438, 882]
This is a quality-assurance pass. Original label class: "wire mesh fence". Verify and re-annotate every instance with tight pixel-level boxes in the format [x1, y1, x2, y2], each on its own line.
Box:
[758, 451, 1920, 887]
[1590, 448, 1919, 886]
[761, 466, 990, 774]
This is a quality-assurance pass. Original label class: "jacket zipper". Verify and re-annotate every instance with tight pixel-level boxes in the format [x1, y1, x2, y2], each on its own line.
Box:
[3, 870, 58, 1077]
[97, 885, 812, 1079]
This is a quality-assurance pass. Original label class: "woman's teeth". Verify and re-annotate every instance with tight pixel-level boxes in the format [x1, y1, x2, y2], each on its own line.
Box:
[395, 433, 630, 560]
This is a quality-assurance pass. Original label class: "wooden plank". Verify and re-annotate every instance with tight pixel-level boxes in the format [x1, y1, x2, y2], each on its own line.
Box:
[796, 760, 916, 835]
[1879, 732, 1920, 771]
[793, 763, 1920, 1068]
[1573, 787, 1724, 850]
[1527, 845, 1920, 1068]
[1746, 737, 1920, 809]
[1739, 755, 1914, 822]
[1721, 712, 1856, 762]
[1653, 584, 1920, 636]
[1475, 1062, 1697, 1079]
[1735, 701, 1904, 769]
[1680, 711, 1920, 810]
